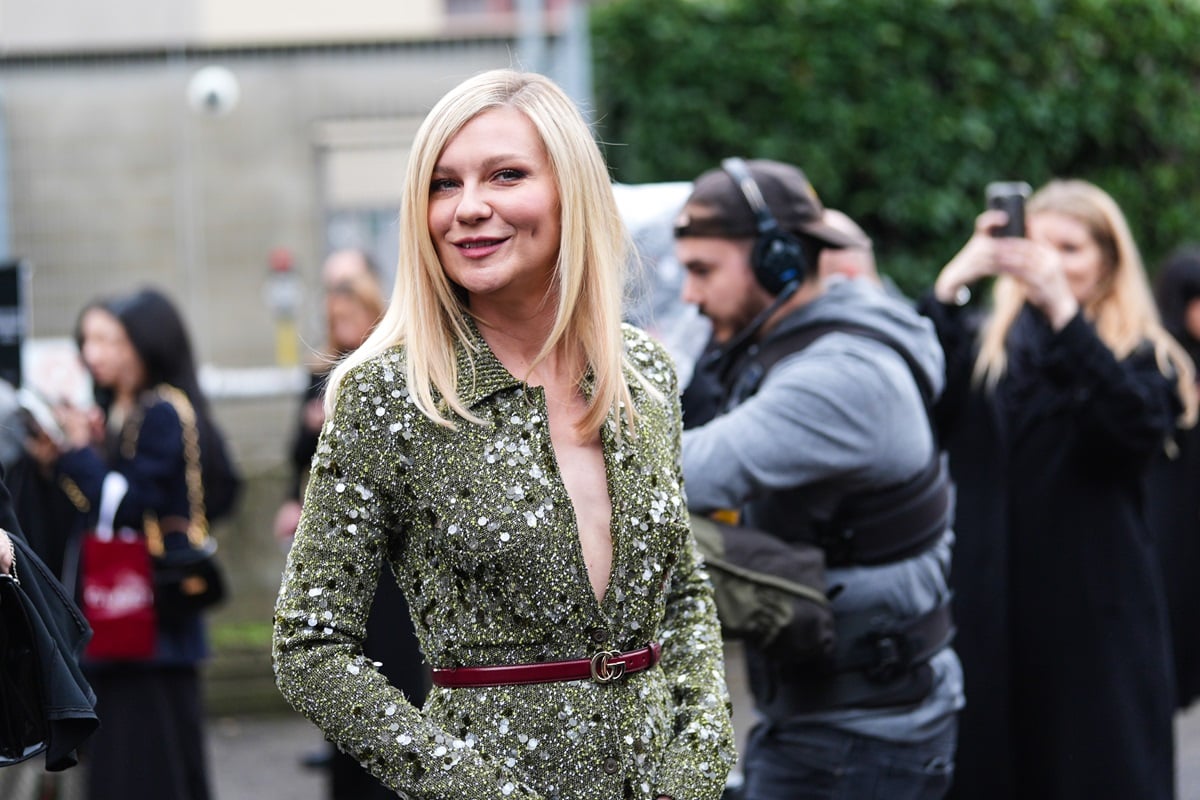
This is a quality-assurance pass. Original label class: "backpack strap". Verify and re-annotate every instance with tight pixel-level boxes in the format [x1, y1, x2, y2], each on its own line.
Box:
[724, 320, 937, 417]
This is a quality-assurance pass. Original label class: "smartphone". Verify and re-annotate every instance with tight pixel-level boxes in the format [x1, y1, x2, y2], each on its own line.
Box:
[985, 181, 1032, 238]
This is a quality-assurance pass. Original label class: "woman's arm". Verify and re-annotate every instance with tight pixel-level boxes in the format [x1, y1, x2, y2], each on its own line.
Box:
[932, 209, 1007, 305]
[653, 531, 738, 800]
[654, 371, 737, 800]
[1043, 315, 1179, 463]
[55, 401, 185, 528]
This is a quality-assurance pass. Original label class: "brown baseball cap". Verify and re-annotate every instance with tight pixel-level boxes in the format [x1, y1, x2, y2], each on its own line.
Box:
[673, 158, 867, 249]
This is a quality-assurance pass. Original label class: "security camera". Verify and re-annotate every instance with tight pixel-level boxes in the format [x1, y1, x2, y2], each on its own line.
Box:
[187, 65, 240, 116]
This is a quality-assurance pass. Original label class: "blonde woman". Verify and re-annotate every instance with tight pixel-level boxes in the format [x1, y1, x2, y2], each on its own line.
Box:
[922, 179, 1196, 800]
[273, 250, 386, 548]
[272, 69, 735, 800]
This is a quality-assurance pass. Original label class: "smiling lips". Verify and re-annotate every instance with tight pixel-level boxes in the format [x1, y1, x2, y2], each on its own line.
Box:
[455, 237, 508, 258]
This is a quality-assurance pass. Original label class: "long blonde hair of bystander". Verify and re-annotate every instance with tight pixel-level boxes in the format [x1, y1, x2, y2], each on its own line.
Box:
[973, 178, 1198, 427]
[325, 69, 640, 437]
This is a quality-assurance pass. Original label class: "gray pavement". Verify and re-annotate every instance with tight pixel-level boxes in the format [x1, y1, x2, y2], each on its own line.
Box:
[207, 702, 1200, 800]
[208, 712, 327, 800]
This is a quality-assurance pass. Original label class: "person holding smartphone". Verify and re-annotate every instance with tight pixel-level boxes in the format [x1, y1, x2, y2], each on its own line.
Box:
[920, 179, 1197, 800]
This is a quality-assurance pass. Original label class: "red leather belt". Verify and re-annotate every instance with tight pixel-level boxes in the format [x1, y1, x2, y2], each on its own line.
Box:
[431, 642, 662, 688]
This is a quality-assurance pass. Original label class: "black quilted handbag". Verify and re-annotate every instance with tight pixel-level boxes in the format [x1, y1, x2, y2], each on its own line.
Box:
[0, 572, 48, 766]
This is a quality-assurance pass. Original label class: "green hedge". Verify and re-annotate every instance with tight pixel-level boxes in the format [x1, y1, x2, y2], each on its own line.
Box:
[591, 0, 1200, 293]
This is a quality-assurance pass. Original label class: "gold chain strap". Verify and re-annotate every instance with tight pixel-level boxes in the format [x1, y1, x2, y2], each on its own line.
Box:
[143, 385, 209, 556]
[58, 475, 91, 513]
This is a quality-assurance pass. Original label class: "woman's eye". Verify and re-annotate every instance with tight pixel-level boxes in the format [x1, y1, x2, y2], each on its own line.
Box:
[430, 178, 457, 193]
[495, 168, 526, 182]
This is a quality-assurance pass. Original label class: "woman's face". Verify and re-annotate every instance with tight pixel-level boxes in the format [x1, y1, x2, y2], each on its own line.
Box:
[78, 307, 144, 394]
[327, 292, 377, 353]
[427, 106, 562, 304]
[1028, 211, 1110, 306]
[1184, 297, 1200, 343]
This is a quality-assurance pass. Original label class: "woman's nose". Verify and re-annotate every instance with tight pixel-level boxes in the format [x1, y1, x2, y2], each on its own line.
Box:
[455, 182, 492, 224]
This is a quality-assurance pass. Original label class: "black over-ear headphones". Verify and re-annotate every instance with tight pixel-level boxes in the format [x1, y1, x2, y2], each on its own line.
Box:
[721, 157, 809, 295]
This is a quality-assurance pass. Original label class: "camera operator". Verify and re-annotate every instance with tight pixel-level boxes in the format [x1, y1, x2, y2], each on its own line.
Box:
[677, 159, 962, 800]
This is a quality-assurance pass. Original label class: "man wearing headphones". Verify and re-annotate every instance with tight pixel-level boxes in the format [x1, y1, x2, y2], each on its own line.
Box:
[676, 159, 962, 799]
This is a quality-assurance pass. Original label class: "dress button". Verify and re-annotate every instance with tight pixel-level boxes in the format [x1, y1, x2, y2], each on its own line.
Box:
[602, 756, 620, 774]
[590, 628, 610, 644]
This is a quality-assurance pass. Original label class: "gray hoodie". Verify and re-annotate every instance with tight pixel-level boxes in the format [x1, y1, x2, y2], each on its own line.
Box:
[682, 277, 963, 742]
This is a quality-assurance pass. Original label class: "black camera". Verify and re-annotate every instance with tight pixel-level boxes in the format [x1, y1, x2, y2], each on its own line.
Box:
[985, 181, 1032, 238]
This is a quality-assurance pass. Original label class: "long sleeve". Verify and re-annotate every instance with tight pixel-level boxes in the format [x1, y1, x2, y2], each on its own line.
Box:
[681, 334, 932, 514]
[56, 402, 187, 529]
[1042, 312, 1178, 464]
[915, 291, 984, 443]
[655, 361, 737, 800]
[655, 536, 736, 799]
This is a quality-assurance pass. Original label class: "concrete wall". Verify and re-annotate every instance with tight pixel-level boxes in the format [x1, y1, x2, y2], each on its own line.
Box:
[0, 0, 443, 52]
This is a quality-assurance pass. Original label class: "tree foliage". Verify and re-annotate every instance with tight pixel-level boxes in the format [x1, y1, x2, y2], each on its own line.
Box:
[591, 0, 1200, 292]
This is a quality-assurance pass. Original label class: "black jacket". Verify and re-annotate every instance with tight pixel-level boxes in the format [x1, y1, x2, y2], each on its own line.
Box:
[1, 474, 98, 771]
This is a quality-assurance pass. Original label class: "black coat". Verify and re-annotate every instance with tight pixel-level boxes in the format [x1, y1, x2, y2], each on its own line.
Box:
[1145, 386, 1200, 710]
[921, 298, 1177, 800]
[0, 472, 98, 771]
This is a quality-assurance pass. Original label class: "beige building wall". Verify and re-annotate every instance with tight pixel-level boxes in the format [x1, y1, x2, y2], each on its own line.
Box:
[0, 0, 445, 52]
[0, 0, 195, 52]
[199, 0, 442, 46]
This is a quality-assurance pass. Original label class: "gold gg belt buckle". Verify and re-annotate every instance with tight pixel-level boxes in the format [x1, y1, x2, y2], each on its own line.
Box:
[589, 650, 626, 684]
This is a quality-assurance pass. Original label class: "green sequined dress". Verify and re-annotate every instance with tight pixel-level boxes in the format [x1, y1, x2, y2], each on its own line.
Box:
[273, 323, 735, 800]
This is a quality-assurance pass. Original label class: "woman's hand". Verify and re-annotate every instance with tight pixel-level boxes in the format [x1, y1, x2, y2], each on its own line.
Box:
[24, 424, 62, 474]
[302, 396, 326, 434]
[55, 403, 103, 450]
[992, 237, 1079, 330]
[0, 529, 14, 575]
[273, 499, 304, 548]
[933, 209, 1008, 304]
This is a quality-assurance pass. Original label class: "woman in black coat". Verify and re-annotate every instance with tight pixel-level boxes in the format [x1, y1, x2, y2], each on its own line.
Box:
[1148, 245, 1200, 711]
[919, 179, 1196, 800]
[26, 288, 240, 800]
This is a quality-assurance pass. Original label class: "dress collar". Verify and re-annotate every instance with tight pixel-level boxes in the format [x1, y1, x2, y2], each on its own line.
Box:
[452, 314, 525, 408]
[451, 314, 599, 409]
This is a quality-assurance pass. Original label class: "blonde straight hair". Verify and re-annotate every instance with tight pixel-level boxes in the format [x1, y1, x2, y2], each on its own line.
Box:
[974, 179, 1197, 426]
[326, 69, 640, 436]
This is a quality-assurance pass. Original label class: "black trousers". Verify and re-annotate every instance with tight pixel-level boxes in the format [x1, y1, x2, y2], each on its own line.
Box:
[85, 665, 210, 800]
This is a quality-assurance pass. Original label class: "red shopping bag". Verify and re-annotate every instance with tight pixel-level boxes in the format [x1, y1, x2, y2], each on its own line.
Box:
[81, 529, 157, 661]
